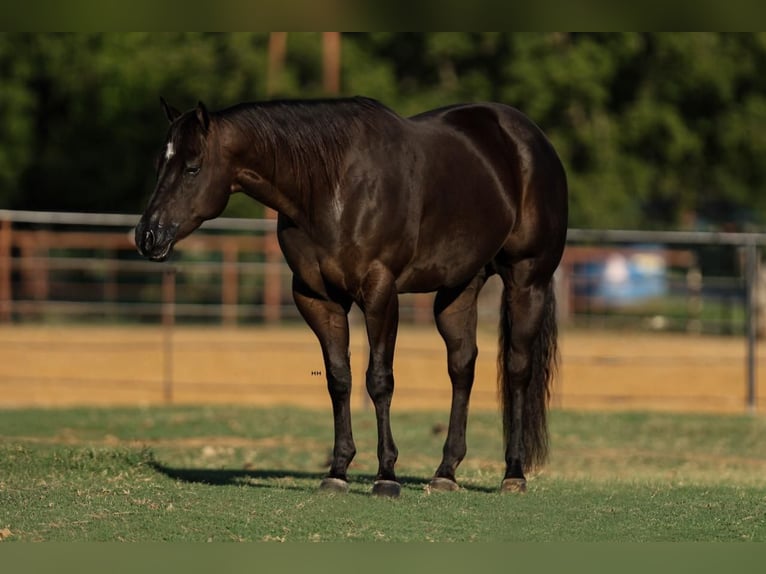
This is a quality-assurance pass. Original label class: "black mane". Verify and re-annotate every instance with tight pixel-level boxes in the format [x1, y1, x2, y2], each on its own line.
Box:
[217, 97, 400, 191]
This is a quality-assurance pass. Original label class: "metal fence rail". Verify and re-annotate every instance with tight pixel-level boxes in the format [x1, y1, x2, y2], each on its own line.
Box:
[566, 227, 763, 413]
[0, 209, 762, 412]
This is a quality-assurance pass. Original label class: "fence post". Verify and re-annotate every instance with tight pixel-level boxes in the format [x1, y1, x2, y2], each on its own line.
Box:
[222, 240, 239, 326]
[263, 208, 281, 323]
[322, 32, 341, 94]
[685, 261, 703, 333]
[744, 240, 758, 413]
[413, 294, 431, 324]
[104, 249, 118, 321]
[162, 266, 176, 404]
[0, 217, 11, 323]
[267, 32, 287, 96]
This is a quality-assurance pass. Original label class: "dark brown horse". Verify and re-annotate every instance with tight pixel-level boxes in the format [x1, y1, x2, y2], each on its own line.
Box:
[136, 96, 568, 497]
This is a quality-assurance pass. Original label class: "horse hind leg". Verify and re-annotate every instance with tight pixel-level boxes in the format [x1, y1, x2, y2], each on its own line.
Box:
[359, 262, 402, 497]
[496, 258, 558, 493]
[429, 272, 487, 492]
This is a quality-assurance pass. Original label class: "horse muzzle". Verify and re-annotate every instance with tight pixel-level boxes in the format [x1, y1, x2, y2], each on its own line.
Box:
[135, 220, 178, 262]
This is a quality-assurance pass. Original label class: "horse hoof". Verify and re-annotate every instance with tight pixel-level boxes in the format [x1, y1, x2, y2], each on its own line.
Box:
[428, 477, 460, 492]
[500, 478, 527, 493]
[372, 480, 401, 498]
[319, 477, 349, 494]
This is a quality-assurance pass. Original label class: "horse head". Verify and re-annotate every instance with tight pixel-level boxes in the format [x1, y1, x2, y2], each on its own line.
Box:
[135, 98, 232, 261]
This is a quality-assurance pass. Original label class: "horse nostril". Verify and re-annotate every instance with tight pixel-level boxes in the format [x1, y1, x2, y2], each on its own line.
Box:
[144, 229, 155, 252]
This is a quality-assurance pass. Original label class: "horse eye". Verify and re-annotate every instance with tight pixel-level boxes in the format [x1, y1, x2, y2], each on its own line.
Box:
[185, 166, 201, 176]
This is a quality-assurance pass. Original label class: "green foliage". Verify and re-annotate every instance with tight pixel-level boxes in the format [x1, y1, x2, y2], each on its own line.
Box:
[3, 33, 766, 228]
[1, 406, 765, 541]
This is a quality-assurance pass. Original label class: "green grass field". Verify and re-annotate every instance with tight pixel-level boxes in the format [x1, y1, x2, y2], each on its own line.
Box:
[1, 405, 765, 542]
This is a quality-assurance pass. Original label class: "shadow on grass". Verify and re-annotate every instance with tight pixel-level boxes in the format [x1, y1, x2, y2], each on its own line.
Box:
[147, 458, 496, 494]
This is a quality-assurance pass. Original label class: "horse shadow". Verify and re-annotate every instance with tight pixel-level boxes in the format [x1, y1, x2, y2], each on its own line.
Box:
[147, 459, 496, 494]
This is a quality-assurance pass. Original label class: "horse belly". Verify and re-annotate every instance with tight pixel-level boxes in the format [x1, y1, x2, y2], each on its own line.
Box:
[396, 232, 502, 293]
[396, 182, 512, 292]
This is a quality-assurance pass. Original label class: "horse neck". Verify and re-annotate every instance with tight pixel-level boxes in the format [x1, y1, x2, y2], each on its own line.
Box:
[221, 107, 354, 225]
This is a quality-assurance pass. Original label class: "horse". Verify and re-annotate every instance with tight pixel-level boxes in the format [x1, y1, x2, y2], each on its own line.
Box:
[135, 96, 568, 497]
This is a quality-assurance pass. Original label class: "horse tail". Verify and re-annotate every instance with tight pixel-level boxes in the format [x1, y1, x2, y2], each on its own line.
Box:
[497, 280, 558, 471]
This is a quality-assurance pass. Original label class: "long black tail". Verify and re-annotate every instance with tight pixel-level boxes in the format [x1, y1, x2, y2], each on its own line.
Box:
[497, 281, 558, 471]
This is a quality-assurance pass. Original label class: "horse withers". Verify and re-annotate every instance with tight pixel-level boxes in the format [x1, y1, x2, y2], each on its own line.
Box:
[135, 96, 568, 497]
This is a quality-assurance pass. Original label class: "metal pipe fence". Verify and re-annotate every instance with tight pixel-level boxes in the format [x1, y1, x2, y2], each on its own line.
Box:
[0, 209, 763, 412]
[565, 227, 764, 413]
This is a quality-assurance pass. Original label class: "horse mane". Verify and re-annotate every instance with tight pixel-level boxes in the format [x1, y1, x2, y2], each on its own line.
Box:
[217, 97, 400, 192]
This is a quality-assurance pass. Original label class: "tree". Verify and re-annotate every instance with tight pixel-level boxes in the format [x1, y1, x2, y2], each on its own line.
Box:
[3, 33, 766, 230]
[0, 34, 36, 208]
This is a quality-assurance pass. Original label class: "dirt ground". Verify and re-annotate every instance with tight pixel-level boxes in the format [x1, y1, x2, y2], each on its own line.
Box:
[0, 324, 762, 414]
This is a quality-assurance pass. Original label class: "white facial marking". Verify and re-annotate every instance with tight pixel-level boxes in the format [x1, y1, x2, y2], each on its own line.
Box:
[165, 142, 175, 161]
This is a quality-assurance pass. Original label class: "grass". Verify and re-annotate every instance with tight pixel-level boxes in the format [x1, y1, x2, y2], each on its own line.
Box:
[1, 406, 766, 542]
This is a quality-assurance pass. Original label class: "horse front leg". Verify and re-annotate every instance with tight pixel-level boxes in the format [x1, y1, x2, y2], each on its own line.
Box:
[359, 263, 401, 497]
[292, 278, 355, 493]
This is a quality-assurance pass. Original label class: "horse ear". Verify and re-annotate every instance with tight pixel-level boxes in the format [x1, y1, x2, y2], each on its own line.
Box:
[160, 96, 181, 124]
[196, 101, 210, 131]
